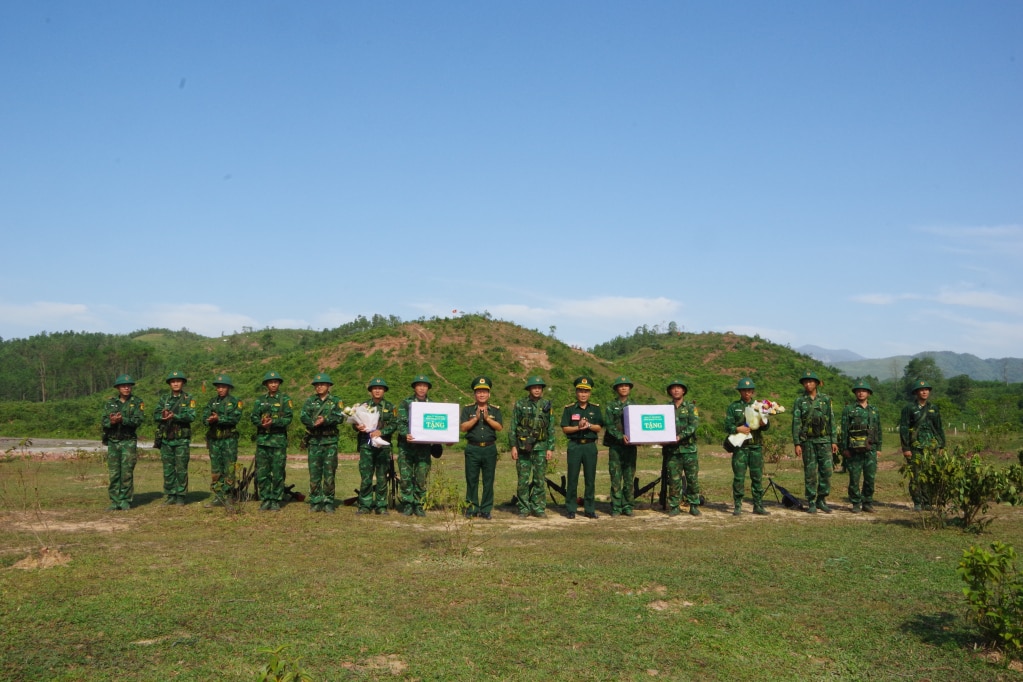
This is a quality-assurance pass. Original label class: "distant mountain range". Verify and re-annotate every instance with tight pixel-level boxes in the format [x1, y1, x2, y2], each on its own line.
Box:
[798, 346, 1023, 383]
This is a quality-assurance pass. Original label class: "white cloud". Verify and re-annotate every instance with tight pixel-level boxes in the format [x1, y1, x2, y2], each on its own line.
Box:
[918, 224, 1023, 258]
[934, 288, 1023, 316]
[135, 304, 259, 336]
[0, 301, 100, 334]
[489, 296, 679, 321]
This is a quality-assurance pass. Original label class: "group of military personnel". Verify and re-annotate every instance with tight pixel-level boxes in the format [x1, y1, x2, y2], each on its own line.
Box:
[100, 368, 946, 516]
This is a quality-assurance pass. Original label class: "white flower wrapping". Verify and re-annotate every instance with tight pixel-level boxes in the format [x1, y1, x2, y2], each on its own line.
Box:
[345, 403, 389, 448]
[727, 400, 787, 449]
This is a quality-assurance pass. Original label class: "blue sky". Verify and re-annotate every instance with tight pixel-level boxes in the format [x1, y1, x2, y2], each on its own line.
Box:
[2, 1, 1020, 359]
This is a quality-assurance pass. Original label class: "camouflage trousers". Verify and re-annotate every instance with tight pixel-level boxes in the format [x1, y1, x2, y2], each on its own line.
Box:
[732, 445, 765, 506]
[464, 443, 497, 515]
[846, 449, 876, 505]
[358, 445, 391, 511]
[307, 440, 338, 507]
[208, 437, 238, 500]
[566, 441, 597, 515]
[664, 448, 700, 510]
[107, 438, 137, 506]
[515, 449, 547, 514]
[160, 439, 190, 500]
[607, 443, 637, 514]
[799, 440, 833, 505]
[256, 443, 287, 503]
[398, 443, 432, 511]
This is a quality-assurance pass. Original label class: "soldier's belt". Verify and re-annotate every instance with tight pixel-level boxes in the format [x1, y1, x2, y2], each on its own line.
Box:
[468, 440, 494, 447]
[573, 438, 596, 444]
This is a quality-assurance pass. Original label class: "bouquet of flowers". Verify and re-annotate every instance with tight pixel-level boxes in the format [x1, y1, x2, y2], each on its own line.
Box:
[727, 400, 787, 450]
[344, 403, 389, 448]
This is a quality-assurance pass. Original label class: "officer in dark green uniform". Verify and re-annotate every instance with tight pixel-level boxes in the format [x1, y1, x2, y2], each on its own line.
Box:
[154, 370, 196, 505]
[725, 377, 770, 516]
[355, 377, 397, 514]
[561, 376, 604, 519]
[900, 379, 945, 511]
[101, 374, 145, 510]
[300, 373, 345, 513]
[396, 374, 435, 516]
[250, 371, 293, 511]
[460, 376, 503, 519]
[202, 374, 243, 506]
[791, 371, 837, 514]
[664, 378, 701, 516]
[840, 381, 881, 513]
[509, 376, 555, 518]
[603, 376, 637, 516]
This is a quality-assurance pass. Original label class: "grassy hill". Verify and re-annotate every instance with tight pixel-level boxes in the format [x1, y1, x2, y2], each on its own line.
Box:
[834, 351, 1023, 383]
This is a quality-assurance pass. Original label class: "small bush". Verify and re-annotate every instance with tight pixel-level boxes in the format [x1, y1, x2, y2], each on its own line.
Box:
[958, 542, 1023, 653]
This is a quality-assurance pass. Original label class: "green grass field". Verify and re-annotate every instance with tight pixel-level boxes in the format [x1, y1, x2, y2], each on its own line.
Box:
[2, 445, 1022, 681]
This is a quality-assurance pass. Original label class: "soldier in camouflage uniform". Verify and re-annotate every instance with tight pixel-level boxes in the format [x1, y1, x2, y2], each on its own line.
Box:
[603, 376, 637, 516]
[561, 376, 604, 519]
[355, 377, 398, 514]
[250, 371, 293, 511]
[154, 370, 196, 505]
[725, 377, 770, 516]
[460, 376, 504, 519]
[791, 371, 837, 514]
[840, 381, 882, 513]
[396, 374, 435, 516]
[300, 373, 345, 513]
[899, 379, 946, 511]
[101, 374, 145, 510]
[509, 376, 555, 518]
[664, 378, 701, 516]
[202, 374, 243, 506]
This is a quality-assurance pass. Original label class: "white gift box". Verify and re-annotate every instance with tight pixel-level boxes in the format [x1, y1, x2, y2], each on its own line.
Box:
[623, 405, 678, 444]
[409, 402, 461, 443]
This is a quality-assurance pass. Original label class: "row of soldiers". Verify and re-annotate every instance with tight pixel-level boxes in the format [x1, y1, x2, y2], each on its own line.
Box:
[100, 369, 945, 516]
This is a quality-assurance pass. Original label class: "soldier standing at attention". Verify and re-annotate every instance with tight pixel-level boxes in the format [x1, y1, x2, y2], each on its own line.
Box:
[250, 371, 293, 512]
[509, 376, 555, 518]
[792, 371, 837, 514]
[900, 379, 945, 511]
[664, 378, 701, 516]
[300, 373, 344, 513]
[155, 370, 196, 506]
[101, 374, 145, 510]
[355, 378, 397, 515]
[202, 374, 243, 506]
[460, 376, 504, 519]
[840, 381, 882, 513]
[725, 377, 770, 516]
[561, 376, 604, 519]
[603, 376, 637, 517]
[396, 375, 435, 517]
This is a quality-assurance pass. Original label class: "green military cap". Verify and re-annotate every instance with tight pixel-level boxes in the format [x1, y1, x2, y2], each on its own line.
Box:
[524, 376, 546, 389]
[851, 381, 873, 394]
[911, 379, 932, 392]
[113, 374, 136, 387]
[165, 370, 188, 383]
[367, 377, 389, 391]
[665, 378, 689, 395]
[471, 376, 493, 391]
[573, 376, 594, 390]
[411, 374, 432, 388]
[212, 374, 234, 387]
[611, 376, 633, 388]
[799, 370, 821, 384]
[736, 377, 756, 390]
[262, 371, 284, 385]
[311, 372, 333, 385]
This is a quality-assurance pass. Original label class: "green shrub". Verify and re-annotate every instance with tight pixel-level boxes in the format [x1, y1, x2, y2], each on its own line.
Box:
[958, 542, 1023, 653]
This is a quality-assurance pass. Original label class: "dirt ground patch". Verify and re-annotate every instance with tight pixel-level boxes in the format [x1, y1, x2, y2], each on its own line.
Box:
[3, 510, 129, 534]
[12, 546, 72, 570]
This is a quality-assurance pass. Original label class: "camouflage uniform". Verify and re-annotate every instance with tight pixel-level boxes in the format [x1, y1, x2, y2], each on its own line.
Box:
[250, 372, 293, 510]
[561, 377, 604, 518]
[396, 375, 435, 516]
[509, 377, 555, 517]
[664, 391, 700, 514]
[725, 378, 770, 514]
[840, 384, 882, 511]
[101, 375, 145, 510]
[300, 375, 344, 512]
[791, 373, 836, 512]
[356, 379, 398, 513]
[460, 376, 503, 518]
[899, 380, 945, 509]
[603, 384, 636, 516]
[201, 375, 243, 504]
[154, 371, 196, 505]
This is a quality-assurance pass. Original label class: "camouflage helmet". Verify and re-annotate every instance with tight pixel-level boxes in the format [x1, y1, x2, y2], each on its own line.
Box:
[665, 378, 689, 395]
[524, 376, 546, 389]
[165, 370, 188, 383]
[367, 377, 389, 391]
[611, 376, 633, 389]
[799, 370, 821, 384]
[212, 374, 234, 388]
[851, 381, 873, 394]
[311, 372, 333, 385]
[736, 377, 756, 391]
[113, 374, 136, 387]
[471, 376, 493, 391]
[262, 371, 284, 385]
[911, 379, 933, 392]
[411, 374, 432, 389]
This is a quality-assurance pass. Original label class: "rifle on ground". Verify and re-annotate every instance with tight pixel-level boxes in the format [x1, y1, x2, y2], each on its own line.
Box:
[766, 477, 807, 510]
[544, 475, 583, 506]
